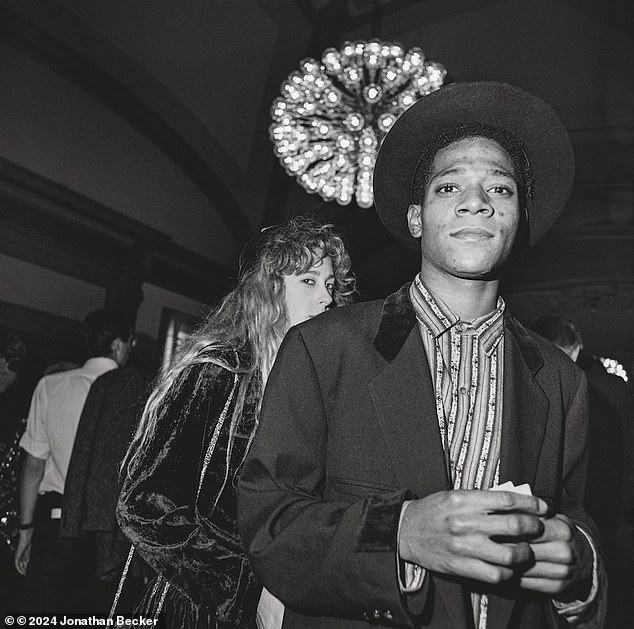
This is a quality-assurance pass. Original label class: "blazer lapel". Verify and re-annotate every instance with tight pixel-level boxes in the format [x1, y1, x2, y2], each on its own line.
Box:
[369, 284, 449, 495]
[498, 315, 549, 488]
[369, 285, 468, 629]
[370, 326, 449, 495]
[369, 295, 551, 495]
[489, 315, 550, 629]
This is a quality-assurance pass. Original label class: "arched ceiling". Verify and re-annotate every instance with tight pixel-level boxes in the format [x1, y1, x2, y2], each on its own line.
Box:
[0, 0, 632, 356]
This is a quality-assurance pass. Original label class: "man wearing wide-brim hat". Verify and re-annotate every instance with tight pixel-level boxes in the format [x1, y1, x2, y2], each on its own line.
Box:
[239, 82, 606, 628]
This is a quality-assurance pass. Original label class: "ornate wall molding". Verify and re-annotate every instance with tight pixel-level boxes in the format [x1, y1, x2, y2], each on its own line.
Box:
[0, 158, 234, 306]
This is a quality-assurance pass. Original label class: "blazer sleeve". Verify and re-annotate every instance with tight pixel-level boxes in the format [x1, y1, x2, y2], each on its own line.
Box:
[60, 374, 107, 538]
[116, 363, 259, 621]
[558, 371, 607, 628]
[561, 372, 594, 521]
[237, 328, 420, 626]
[612, 376, 634, 527]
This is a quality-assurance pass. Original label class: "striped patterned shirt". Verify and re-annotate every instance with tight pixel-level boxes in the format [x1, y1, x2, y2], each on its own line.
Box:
[409, 275, 505, 628]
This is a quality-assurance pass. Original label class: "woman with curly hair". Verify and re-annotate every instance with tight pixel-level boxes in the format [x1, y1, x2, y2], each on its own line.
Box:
[117, 216, 355, 628]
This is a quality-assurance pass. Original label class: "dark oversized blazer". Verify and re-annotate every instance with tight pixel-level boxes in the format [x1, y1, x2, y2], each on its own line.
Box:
[62, 367, 146, 578]
[238, 284, 605, 629]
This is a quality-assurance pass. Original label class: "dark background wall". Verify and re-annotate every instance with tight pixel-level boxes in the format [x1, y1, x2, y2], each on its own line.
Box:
[0, 0, 632, 379]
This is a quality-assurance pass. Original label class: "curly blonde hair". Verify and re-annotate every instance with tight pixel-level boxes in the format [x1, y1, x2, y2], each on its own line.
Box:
[123, 216, 355, 476]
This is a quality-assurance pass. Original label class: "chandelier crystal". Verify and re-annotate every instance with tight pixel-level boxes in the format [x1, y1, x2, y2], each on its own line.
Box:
[269, 40, 447, 208]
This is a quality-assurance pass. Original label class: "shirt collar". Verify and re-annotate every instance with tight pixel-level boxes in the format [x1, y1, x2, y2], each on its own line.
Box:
[409, 274, 506, 355]
[82, 356, 119, 374]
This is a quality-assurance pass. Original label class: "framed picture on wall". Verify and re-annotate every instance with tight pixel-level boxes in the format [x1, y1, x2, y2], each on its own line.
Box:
[158, 308, 201, 373]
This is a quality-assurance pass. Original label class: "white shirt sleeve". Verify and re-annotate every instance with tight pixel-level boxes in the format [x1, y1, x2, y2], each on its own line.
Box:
[397, 500, 427, 592]
[19, 377, 50, 460]
[551, 526, 600, 623]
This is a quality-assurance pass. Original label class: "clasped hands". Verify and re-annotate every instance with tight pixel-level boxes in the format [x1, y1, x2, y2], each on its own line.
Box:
[398, 489, 593, 599]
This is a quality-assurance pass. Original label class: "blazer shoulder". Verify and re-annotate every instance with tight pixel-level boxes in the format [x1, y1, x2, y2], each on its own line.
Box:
[509, 315, 584, 380]
[276, 300, 387, 368]
[92, 366, 145, 390]
[296, 298, 385, 337]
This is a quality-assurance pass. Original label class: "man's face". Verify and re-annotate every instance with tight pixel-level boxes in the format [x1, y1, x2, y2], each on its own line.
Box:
[408, 136, 520, 280]
[111, 334, 136, 367]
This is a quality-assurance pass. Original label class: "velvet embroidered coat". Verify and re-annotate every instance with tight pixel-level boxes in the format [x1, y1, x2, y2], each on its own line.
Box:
[237, 284, 606, 629]
[117, 351, 261, 628]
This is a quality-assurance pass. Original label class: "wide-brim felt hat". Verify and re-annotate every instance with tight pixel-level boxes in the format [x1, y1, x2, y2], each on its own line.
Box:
[373, 81, 575, 250]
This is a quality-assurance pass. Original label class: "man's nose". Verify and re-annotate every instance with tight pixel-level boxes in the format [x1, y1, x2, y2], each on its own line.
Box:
[456, 187, 493, 216]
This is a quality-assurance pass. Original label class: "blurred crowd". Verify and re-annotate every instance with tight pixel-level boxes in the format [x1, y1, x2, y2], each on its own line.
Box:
[0, 307, 633, 625]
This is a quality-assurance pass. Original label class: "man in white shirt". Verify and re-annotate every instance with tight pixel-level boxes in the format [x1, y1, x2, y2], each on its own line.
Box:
[14, 308, 135, 613]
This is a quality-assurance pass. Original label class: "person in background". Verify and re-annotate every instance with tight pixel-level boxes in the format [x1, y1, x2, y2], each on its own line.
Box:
[0, 330, 29, 451]
[0, 331, 29, 609]
[531, 314, 634, 628]
[117, 216, 355, 629]
[60, 349, 147, 613]
[238, 82, 606, 628]
[14, 308, 135, 613]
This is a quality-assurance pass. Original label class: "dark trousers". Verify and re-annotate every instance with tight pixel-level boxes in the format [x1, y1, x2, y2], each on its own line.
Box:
[23, 492, 94, 614]
[0, 540, 26, 613]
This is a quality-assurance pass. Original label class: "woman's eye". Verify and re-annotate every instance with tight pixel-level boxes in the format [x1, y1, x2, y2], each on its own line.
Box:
[302, 278, 315, 285]
[326, 283, 335, 295]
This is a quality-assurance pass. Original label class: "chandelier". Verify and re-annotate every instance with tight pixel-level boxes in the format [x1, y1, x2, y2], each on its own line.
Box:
[269, 40, 446, 208]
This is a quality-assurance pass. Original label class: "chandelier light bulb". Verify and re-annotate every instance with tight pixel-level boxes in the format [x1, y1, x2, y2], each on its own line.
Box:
[269, 39, 447, 207]
[363, 84, 383, 103]
[344, 113, 365, 132]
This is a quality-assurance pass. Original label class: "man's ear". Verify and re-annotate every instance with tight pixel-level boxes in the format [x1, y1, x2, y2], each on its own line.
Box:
[407, 204, 423, 238]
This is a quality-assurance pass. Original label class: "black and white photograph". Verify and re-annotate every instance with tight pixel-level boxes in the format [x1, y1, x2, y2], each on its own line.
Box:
[0, 1, 632, 628]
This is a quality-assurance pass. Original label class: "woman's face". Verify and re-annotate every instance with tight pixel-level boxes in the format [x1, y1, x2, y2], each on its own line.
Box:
[283, 255, 335, 328]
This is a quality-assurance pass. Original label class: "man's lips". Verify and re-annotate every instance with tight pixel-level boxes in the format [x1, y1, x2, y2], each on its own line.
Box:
[450, 227, 494, 240]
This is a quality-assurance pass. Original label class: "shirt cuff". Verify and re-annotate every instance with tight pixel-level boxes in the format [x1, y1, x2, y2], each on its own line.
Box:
[551, 526, 599, 621]
[18, 432, 49, 460]
[396, 500, 426, 593]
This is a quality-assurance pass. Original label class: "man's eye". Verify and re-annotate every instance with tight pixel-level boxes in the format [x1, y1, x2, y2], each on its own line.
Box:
[326, 283, 335, 295]
[302, 278, 315, 285]
[490, 185, 513, 195]
[437, 183, 458, 193]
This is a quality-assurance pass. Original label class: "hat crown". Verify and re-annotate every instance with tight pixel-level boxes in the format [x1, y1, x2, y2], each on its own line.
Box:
[373, 81, 574, 250]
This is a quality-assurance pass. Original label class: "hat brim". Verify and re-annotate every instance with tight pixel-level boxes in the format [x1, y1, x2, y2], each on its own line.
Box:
[373, 81, 574, 250]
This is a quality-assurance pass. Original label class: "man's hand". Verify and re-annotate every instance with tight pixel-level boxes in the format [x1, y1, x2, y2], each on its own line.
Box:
[399, 490, 549, 584]
[14, 528, 33, 576]
[520, 514, 594, 599]
[15, 453, 44, 576]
